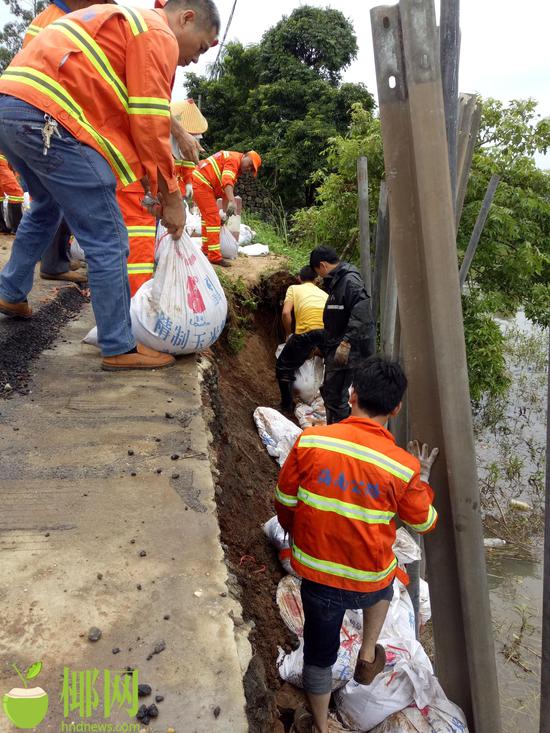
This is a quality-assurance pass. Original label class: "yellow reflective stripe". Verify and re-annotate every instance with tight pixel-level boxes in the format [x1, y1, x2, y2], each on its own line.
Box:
[207, 155, 223, 184]
[402, 505, 438, 533]
[128, 96, 170, 117]
[7, 196, 25, 202]
[0, 154, 7, 162]
[116, 5, 147, 35]
[127, 226, 156, 237]
[50, 19, 128, 110]
[223, 170, 237, 180]
[297, 486, 394, 525]
[205, 226, 221, 232]
[174, 159, 196, 168]
[128, 264, 154, 273]
[208, 244, 221, 251]
[298, 435, 415, 483]
[193, 170, 212, 188]
[2, 67, 135, 186]
[293, 544, 398, 583]
[275, 486, 298, 507]
[26, 24, 41, 37]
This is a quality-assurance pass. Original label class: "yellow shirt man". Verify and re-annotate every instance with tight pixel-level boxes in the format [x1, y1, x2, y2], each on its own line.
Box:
[282, 270, 328, 337]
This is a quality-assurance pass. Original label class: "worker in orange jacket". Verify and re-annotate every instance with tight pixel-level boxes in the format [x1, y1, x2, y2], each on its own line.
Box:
[0, 0, 220, 370]
[275, 356, 439, 733]
[193, 149, 261, 266]
[0, 153, 24, 233]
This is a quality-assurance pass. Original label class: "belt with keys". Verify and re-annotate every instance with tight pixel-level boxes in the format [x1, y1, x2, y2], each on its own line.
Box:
[42, 114, 61, 156]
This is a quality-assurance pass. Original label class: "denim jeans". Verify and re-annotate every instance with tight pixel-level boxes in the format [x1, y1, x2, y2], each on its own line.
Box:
[301, 578, 394, 694]
[0, 96, 134, 356]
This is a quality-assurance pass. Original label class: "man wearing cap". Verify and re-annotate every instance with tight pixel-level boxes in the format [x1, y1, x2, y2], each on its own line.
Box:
[192, 149, 261, 267]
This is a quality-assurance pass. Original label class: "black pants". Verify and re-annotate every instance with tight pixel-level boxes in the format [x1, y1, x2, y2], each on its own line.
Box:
[276, 329, 325, 383]
[6, 202, 22, 233]
[40, 218, 71, 275]
[320, 363, 354, 424]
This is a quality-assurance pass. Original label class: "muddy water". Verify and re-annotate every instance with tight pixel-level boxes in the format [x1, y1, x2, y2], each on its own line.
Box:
[475, 312, 548, 732]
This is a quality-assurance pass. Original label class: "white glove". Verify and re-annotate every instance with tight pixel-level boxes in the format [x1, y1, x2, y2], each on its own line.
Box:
[185, 183, 193, 199]
[407, 440, 439, 482]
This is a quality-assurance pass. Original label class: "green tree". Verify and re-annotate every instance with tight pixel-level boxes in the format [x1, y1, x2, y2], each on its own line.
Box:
[0, 0, 46, 71]
[185, 6, 374, 208]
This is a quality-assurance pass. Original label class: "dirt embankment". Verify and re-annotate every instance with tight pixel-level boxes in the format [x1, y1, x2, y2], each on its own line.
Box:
[202, 273, 299, 732]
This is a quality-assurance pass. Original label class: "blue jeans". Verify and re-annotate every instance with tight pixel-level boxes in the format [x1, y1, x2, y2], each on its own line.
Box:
[0, 96, 134, 356]
[301, 578, 394, 694]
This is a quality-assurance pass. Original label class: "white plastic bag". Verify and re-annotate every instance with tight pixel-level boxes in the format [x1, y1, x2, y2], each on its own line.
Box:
[130, 225, 227, 355]
[238, 224, 255, 245]
[238, 243, 269, 256]
[335, 638, 437, 731]
[253, 407, 301, 466]
[294, 397, 326, 429]
[393, 527, 422, 566]
[220, 225, 239, 260]
[275, 345, 325, 405]
[419, 578, 431, 625]
[263, 517, 295, 575]
[70, 235, 86, 262]
[370, 703, 468, 733]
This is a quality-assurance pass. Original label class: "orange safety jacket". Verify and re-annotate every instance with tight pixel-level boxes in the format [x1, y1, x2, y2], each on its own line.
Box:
[193, 151, 243, 199]
[0, 154, 25, 202]
[275, 417, 438, 593]
[174, 159, 196, 195]
[22, 3, 65, 48]
[0, 4, 178, 195]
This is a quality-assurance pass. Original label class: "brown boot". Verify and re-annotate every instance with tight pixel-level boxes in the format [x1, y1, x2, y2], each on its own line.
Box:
[215, 258, 232, 268]
[41, 271, 88, 284]
[0, 297, 32, 319]
[101, 343, 175, 371]
[353, 644, 386, 685]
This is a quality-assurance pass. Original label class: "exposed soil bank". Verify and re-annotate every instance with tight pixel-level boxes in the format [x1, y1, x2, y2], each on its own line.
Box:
[0, 285, 86, 396]
[204, 273, 298, 732]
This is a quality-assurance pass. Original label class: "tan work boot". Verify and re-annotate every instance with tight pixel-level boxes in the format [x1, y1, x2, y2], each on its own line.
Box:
[0, 297, 32, 319]
[101, 343, 175, 371]
[40, 271, 88, 284]
[354, 644, 386, 685]
[215, 258, 232, 268]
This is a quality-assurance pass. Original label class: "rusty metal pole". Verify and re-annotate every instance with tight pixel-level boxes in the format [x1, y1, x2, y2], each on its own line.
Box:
[371, 2, 502, 730]
[541, 335, 550, 733]
[459, 174, 500, 289]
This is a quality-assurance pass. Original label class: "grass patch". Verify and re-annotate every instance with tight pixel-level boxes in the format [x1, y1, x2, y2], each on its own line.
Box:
[217, 272, 258, 355]
[243, 213, 311, 272]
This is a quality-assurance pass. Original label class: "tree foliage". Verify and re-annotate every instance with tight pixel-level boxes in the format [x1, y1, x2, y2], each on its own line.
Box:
[0, 0, 46, 71]
[185, 6, 374, 208]
[290, 97, 550, 400]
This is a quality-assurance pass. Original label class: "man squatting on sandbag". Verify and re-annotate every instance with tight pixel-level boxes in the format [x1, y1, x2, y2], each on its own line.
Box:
[0, 0, 220, 371]
[275, 356, 439, 733]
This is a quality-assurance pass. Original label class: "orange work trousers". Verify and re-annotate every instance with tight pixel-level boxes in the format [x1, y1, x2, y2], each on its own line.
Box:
[192, 181, 222, 263]
[0, 157, 24, 203]
[116, 186, 156, 297]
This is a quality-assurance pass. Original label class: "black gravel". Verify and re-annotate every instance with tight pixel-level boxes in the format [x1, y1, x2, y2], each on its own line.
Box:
[0, 287, 85, 396]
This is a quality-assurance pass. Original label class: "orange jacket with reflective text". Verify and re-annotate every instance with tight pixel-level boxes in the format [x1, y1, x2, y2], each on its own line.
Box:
[275, 417, 438, 593]
[192, 151, 243, 198]
[0, 154, 24, 202]
[0, 4, 178, 195]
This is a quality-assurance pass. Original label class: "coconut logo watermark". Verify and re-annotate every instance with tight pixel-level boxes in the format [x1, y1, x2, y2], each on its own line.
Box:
[3, 663, 142, 730]
[2, 661, 48, 729]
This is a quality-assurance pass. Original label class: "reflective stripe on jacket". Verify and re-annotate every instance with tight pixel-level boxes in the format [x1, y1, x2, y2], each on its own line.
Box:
[192, 150, 242, 198]
[23, 4, 65, 48]
[0, 154, 24, 200]
[275, 417, 437, 592]
[1, 5, 178, 194]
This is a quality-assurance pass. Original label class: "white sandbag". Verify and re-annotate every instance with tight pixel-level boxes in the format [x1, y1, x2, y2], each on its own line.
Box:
[253, 407, 301, 467]
[263, 516, 295, 575]
[275, 345, 325, 405]
[393, 527, 422, 566]
[370, 702, 468, 733]
[419, 577, 431, 625]
[220, 225, 239, 260]
[130, 225, 227, 355]
[184, 208, 202, 237]
[379, 579, 417, 643]
[335, 638, 437, 731]
[70, 235, 86, 262]
[294, 397, 326, 429]
[238, 224, 255, 245]
[238, 243, 269, 256]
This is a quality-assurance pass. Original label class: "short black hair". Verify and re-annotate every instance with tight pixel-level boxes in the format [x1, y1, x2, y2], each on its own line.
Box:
[353, 356, 408, 416]
[310, 246, 339, 270]
[299, 266, 316, 282]
[165, 0, 221, 32]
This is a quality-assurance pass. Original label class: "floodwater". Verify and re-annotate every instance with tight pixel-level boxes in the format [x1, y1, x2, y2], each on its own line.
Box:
[476, 312, 548, 732]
